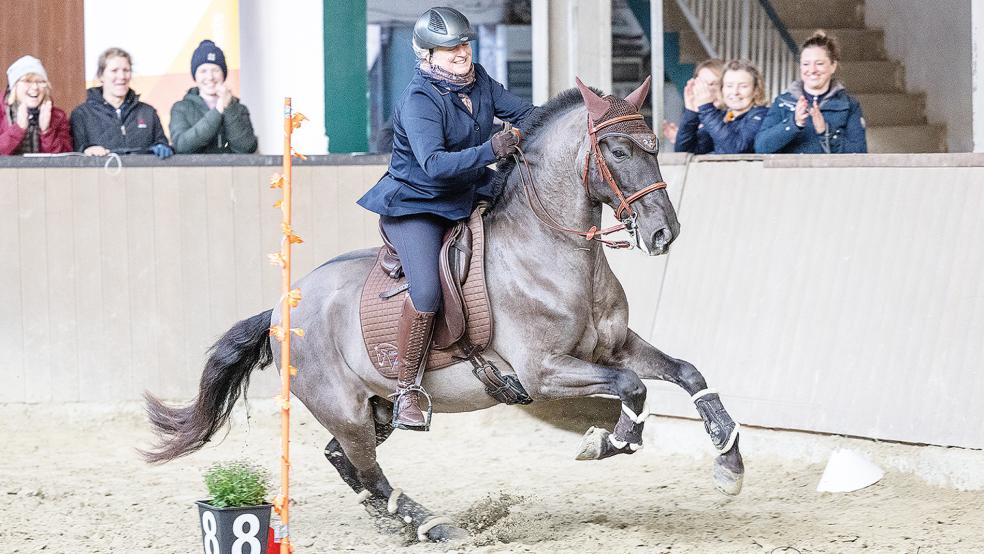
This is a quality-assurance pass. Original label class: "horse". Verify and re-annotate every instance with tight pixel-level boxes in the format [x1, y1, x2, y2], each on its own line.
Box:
[142, 77, 744, 542]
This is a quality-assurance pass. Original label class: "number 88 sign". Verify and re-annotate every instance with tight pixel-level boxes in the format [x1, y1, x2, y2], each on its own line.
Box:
[196, 501, 273, 554]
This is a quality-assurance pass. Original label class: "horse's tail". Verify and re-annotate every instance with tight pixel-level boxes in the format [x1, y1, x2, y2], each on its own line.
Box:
[140, 309, 274, 464]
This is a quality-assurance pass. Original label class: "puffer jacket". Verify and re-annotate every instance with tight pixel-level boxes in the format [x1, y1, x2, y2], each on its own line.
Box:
[0, 95, 73, 154]
[70, 87, 168, 153]
[754, 80, 867, 154]
[675, 103, 768, 154]
[169, 88, 258, 154]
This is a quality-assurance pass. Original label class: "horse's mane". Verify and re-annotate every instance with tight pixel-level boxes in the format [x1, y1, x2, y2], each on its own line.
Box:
[487, 86, 599, 207]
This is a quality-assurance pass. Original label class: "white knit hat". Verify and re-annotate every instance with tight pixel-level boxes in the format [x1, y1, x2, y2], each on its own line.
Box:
[6, 55, 48, 89]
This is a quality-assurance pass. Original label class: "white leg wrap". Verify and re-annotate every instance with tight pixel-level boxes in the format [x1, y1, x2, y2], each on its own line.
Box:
[417, 516, 454, 541]
[620, 402, 650, 424]
[355, 490, 371, 504]
[608, 435, 628, 449]
[387, 488, 403, 514]
[691, 388, 719, 402]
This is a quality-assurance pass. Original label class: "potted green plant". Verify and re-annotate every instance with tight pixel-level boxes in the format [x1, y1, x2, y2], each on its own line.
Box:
[196, 460, 273, 554]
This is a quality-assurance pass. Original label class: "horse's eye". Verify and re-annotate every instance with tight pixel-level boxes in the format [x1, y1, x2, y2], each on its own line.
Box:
[612, 149, 629, 159]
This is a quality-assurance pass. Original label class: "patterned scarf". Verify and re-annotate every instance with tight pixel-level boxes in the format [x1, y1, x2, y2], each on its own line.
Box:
[418, 62, 476, 93]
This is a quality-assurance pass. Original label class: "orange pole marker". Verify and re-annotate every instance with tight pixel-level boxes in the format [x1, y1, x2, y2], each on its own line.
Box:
[269, 97, 306, 554]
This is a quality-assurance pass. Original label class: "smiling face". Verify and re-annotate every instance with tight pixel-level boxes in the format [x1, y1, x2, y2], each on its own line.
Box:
[722, 69, 755, 113]
[99, 55, 132, 98]
[800, 46, 837, 94]
[429, 43, 472, 76]
[194, 63, 225, 96]
[13, 74, 48, 108]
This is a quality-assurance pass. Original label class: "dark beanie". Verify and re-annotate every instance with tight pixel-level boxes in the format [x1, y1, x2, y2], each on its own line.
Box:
[190, 40, 227, 78]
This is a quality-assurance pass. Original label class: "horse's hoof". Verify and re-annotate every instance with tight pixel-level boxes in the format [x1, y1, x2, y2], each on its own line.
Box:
[420, 522, 468, 542]
[713, 440, 744, 496]
[575, 426, 608, 460]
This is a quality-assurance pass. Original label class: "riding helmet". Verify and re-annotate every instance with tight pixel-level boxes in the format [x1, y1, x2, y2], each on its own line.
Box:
[412, 7, 477, 49]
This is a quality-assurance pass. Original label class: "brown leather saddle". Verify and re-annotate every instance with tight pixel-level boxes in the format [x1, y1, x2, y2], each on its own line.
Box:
[359, 207, 531, 405]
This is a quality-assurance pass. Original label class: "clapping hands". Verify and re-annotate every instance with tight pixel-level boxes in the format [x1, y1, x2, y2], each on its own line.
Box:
[661, 120, 679, 144]
[216, 84, 234, 113]
[795, 96, 826, 133]
[684, 78, 716, 112]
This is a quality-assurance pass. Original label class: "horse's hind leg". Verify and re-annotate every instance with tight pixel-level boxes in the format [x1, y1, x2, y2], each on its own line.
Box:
[613, 330, 744, 495]
[324, 397, 393, 494]
[321, 396, 465, 542]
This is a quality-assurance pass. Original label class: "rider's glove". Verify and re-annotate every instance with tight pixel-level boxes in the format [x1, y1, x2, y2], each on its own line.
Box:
[490, 128, 521, 159]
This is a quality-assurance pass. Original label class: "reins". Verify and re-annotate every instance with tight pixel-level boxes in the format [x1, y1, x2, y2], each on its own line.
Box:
[511, 112, 667, 249]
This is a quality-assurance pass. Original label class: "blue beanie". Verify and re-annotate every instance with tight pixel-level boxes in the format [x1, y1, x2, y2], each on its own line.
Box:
[191, 40, 227, 78]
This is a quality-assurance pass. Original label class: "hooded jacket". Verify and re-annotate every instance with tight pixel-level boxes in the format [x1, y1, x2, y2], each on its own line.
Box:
[675, 103, 768, 154]
[357, 63, 538, 221]
[754, 80, 867, 154]
[70, 87, 168, 153]
[169, 88, 257, 154]
[0, 94, 72, 154]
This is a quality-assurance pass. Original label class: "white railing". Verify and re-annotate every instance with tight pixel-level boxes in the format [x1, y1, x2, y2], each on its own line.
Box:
[675, 0, 799, 100]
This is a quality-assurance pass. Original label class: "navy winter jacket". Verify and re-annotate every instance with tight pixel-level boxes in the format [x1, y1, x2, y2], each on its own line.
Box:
[70, 87, 169, 153]
[675, 103, 768, 154]
[357, 63, 538, 220]
[754, 80, 867, 154]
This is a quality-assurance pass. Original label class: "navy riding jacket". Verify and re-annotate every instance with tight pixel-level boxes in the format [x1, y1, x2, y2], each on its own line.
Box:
[754, 80, 867, 154]
[357, 63, 537, 221]
[675, 103, 768, 154]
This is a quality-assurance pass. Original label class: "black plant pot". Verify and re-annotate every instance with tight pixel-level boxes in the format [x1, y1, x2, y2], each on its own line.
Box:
[196, 500, 272, 554]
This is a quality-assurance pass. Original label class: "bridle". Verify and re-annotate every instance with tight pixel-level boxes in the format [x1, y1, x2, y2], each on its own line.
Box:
[512, 112, 667, 249]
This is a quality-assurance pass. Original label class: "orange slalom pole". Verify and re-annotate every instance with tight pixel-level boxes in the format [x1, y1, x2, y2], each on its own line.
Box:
[270, 96, 306, 553]
[280, 96, 293, 554]
[273, 96, 302, 554]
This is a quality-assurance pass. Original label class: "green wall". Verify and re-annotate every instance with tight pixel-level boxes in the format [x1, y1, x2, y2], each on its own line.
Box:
[324, 0, 368, 152]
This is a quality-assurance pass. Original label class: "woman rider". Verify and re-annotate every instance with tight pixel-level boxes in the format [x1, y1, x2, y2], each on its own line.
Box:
[357, 7, 538, 431]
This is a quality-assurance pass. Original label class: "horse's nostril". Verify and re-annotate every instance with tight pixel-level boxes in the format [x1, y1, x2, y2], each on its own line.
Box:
[653, 227, 671, 247]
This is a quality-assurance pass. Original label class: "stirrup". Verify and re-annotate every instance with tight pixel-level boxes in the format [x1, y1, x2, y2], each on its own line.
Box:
[390, 385, 434, 431]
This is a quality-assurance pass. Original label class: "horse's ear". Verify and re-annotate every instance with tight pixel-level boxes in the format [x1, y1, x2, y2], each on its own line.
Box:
[575, 76, 610, 122]
[624, 75, 652, 111]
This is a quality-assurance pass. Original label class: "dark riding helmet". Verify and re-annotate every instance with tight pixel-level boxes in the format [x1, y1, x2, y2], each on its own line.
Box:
[413, 7, 476, 50]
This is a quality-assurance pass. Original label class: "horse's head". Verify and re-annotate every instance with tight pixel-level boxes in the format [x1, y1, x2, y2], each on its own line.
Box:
[575, 76, 680, 255]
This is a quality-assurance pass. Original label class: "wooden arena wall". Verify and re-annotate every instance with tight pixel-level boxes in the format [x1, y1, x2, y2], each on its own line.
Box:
[1, 154, 982, 449]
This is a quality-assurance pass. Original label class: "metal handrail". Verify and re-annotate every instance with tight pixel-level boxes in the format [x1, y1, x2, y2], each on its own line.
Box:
[674, 0, 799, 100]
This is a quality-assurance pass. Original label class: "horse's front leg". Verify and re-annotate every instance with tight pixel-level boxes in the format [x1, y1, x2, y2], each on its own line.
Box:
[610, 330, 744, 495]
[529, 353, 649, 459]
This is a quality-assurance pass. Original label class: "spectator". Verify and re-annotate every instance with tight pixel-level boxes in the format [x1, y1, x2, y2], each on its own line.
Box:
[70, 47, 173, 159]
[1, 55, 72, 154]
[169, 40, 257, 154]
[674, 59, 768, 154]
[662, 58, 723, 149]
[755, 31, 867, 154]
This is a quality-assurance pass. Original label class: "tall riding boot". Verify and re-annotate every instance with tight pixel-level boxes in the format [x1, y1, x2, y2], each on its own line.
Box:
[392, 296, 436, 430]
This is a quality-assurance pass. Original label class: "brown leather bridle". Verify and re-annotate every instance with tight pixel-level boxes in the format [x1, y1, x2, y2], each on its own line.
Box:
[513, 113, 667, 249]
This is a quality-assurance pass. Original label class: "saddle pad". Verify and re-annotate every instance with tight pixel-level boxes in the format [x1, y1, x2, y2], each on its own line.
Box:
[359, 212, 492, 378]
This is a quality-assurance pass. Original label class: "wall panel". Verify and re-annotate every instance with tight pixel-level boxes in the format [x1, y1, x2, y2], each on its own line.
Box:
[1, 157, 982, 449]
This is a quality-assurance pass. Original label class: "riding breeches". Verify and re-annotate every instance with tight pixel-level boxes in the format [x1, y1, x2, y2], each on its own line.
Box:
[379, 213, 454, 313]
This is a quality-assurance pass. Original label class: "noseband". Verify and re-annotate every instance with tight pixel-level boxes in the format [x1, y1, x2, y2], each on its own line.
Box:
[514, 113, 667, 249]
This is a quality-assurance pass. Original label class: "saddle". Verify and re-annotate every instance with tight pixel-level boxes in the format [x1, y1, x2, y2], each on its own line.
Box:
[359, 208, 493, 375]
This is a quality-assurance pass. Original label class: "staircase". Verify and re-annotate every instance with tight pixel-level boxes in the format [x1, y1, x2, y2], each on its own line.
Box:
[665, 0, 946, 153]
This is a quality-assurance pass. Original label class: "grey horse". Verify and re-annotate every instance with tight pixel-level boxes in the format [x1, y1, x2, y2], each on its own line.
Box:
[143, 78, 744, 542]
